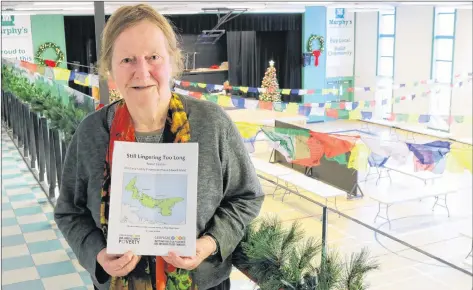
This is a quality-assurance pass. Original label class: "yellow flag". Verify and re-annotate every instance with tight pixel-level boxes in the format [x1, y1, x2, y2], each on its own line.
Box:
[217, 95, 232, 107]
[235, 122, 261, 139]
[348, 142, 370, 171]
[281, 89, 291, 95]
[74, 74, 89, 86]
[408, 114, 419, 123]
[37, 66, 45, 75]
[53, 68, 71, 81]
[285, 102, 299, 114]
[449, 147, 472, 172]
[240, 87, 249, 93]
[92, 86, 100, 101]
[349, 110, 362, 120]
[294, 135, 311, 160]
[197, 83, 206, 88]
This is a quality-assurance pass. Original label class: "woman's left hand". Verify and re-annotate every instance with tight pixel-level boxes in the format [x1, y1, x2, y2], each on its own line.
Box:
[162, 236, 216, 270]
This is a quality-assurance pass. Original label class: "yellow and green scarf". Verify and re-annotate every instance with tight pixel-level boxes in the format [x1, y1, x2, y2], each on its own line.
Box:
[100, 93, 196, 290]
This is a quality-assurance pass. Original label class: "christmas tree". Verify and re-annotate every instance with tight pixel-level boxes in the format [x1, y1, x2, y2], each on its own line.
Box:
[260, 60, 281, 102]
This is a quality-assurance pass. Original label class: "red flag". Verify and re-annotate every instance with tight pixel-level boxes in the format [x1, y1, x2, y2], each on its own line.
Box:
[312, 50, 321, 67]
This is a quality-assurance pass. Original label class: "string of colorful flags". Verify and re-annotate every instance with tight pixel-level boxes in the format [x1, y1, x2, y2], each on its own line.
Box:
[5, 59, 97, 113]
[5, 58, 472, 174]
[10, 59, 473, 125]
[173, 88, 473, 125]
[173, 75, 472, 96]
[16, 59, 472, 96]
[235, 122, 472, 174]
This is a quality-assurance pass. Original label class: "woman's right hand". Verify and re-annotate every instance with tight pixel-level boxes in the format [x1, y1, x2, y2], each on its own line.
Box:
[97, 248, 141, 277]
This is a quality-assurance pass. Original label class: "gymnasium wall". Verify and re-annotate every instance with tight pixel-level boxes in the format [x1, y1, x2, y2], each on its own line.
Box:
[353, 12, 378, 112]
[451, 9, 473, 138]
[392, 6, 434, 116]
[353, 6, 472, 139]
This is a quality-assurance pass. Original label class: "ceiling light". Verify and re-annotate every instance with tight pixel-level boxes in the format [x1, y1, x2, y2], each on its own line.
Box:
[284, 1, 334, 4]
[15, 6, 94, 11]
[401, 2, 471, 5]
[33, 2, 93, 5]
[249, 8, 305, 13]
[162, 10, 202, 15]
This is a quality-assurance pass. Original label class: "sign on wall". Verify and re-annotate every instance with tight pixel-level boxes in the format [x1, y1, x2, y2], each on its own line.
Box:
[326, 8, 355, 78]
[1, 15, 34, 62]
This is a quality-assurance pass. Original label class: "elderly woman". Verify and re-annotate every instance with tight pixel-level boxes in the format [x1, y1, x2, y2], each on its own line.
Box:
[54, 4, 263, 290]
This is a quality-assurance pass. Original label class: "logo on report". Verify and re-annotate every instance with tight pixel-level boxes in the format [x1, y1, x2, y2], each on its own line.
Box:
[118, 234, 141, 245]
[154, 236, 186, 247]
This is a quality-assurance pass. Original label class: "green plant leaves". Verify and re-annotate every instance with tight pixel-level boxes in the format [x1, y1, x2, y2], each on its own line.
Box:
[2, 64, 89, 145]
[237, 215, 379, 290]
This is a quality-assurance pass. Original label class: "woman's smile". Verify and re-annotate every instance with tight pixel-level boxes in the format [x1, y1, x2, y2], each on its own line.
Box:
[130, 85, 156, 91]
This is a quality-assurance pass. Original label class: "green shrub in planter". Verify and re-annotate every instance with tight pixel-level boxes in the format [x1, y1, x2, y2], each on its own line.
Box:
[233, 215, 379, 290]
[2, 64, 88, 145]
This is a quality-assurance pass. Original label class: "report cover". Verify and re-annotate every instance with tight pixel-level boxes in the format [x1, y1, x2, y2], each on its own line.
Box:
[107, 141, 198, 257]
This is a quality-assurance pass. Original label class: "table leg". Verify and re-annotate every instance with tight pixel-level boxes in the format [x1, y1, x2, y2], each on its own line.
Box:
[374, 203, 392, 229]
[268, 148, 275, 163]
[466, 244, 472, 259]
[432, 195, 450, 217]
[272, 177, 281, 198]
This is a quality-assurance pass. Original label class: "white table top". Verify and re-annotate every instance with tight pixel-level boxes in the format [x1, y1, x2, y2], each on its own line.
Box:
[279, 172, 346, 198]
[363, 119, 398, 127]
[395, 123, 452, 139]
[362, 182, 470, 204]
[460, 230, 473, 239]
[251, 158, 293, 177]
[385, 165, 444, 180]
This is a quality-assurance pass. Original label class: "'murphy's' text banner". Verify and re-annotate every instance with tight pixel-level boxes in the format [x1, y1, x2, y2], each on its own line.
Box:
[326, 8, 355, 78]
[1, 15, 34, 62]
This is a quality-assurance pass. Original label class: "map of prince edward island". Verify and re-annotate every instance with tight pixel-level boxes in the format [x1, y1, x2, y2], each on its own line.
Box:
[121, 172, 187, 225]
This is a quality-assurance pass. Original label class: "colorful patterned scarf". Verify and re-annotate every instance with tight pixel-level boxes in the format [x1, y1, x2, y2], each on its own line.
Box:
[100, 93, 196, 290]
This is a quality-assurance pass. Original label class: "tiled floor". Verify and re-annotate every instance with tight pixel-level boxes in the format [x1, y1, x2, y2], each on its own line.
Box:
[1, 131, 95, 290]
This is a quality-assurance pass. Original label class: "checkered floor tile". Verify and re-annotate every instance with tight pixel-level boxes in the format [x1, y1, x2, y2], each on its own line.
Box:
[1, 127, 257, 290]
[1, 128, 95, 290]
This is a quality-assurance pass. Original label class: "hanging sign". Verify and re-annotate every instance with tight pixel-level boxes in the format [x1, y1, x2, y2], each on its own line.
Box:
[1, 15, 34, 62]
[325, 8, 355, 78]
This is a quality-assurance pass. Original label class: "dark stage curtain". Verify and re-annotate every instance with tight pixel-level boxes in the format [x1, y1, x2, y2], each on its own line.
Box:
[227, 30, 301, 100]
[226, 31, 258, 88]
[63, 16, 97, 95]
[283, 31, 302, 90]
[167, 13, 302, 34]
[256, 31, 301, 90]
[226, 32, 242, 86]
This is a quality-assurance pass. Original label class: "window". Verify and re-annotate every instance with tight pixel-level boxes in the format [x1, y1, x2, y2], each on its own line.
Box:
[379, 14, 395, 35]
[429, 8, 456, 132]
[377, 12, 396, 77]
[376, 10, 396, 119]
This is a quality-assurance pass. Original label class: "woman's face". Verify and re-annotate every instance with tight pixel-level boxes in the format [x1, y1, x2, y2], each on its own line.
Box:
[110, 20, 173, 109]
